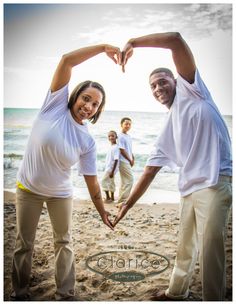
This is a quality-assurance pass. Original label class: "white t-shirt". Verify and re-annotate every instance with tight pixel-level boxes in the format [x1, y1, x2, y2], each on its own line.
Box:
[17, 84, 97, 198]
[104, 144, 120, 174]
[147, 69, 232, 197]
[118, 132, 133, 164]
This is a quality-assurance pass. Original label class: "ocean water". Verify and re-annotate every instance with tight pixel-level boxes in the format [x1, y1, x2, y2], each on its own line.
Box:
[4, 108, 232, 203]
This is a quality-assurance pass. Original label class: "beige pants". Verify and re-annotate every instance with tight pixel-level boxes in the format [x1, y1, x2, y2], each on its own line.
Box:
[12, 188, 75, 300]
[117, 161, 134, 203]
[165, 176, 232, 301]
[101, 172, 116, 193]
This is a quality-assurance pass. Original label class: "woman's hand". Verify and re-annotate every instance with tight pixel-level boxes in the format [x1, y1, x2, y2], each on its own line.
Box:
[104, 44, 122, 65]
[101, 210, 114, 230]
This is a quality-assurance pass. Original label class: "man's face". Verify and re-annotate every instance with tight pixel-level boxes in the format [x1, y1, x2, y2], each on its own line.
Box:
[149, 72, 176, 109]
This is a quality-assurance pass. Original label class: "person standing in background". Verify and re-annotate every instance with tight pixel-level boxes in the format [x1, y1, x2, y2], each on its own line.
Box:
[101, 130, 120, 202]
[117, 117, 134, 204]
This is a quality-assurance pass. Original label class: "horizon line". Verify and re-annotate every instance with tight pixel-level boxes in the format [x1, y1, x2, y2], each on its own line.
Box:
[3, 107, 232, 116]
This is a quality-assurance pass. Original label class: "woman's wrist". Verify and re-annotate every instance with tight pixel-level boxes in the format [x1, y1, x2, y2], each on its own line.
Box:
[102, 44, 107, 51]
[93, 44, 107, 54]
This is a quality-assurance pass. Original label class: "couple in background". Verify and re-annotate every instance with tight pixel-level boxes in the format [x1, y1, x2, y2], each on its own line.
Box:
[11, 32, 232, 301]
[101, 117, 134, 204]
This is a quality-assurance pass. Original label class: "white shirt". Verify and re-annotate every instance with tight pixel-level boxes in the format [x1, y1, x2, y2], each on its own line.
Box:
[118, 132, 133, 164]
[147, 69, 232, 197]
[17, 84, 97, 198]
[104, 144, 120, 174]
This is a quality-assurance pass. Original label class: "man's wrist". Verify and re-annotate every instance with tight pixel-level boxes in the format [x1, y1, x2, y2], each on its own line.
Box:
[128, 38, 135, 47]
[122, 201, 129, 208]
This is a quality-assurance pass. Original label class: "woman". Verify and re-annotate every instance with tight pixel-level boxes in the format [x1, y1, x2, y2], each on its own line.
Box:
[11, 44, 121, 300]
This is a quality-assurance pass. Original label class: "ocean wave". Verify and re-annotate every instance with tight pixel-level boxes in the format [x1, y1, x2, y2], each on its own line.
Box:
[4, 129, 21, 134]
[4, 135, 29, 143]
[4, 159, 19, 169]
[4, 153, 23, 159]
[4, 154, 23, 169]
[160, 167, 179, 174]
[4, 125, 32, 130]
[4, 152, 178, 174]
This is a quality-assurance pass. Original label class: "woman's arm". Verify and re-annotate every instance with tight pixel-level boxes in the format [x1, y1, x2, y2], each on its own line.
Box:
[122, 32, 196, 83]
[84, 175, 114, 230]
[51, 44, 121, 92]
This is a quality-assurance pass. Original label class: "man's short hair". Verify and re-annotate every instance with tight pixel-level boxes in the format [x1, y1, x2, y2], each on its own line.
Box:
[149, 67, 175, 79]
[120, 117, 132, 125]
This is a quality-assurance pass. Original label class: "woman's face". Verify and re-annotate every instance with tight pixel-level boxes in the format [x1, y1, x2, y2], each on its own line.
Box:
[71, 87, 103, 124]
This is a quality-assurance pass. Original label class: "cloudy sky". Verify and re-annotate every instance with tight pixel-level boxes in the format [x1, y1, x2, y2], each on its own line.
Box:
[4, 2, 232, 114]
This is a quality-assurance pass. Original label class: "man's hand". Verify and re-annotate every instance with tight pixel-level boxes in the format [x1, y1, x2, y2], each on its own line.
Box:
[121, 42, 134, 72]
[113, 203, 129, 227]
[101, 210, 114, 230]
[104, 44, 122, 65]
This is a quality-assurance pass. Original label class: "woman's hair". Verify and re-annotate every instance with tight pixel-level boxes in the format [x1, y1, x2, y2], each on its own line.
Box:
[68, 80, 106, 124]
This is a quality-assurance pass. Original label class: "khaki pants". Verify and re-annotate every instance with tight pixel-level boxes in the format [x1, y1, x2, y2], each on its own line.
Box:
[117, 161, 134, 203]
[12, 188, 75, 300]
[165, 176, 232, 301]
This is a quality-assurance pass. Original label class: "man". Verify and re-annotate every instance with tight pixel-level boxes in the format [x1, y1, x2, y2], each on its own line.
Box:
[114, 32, 232, 301]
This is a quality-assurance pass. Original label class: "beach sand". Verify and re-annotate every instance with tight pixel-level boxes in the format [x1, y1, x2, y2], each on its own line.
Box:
[4, 190, 232, 301]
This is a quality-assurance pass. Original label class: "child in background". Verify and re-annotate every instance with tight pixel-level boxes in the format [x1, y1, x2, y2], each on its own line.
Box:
[102, 131, 120, 202]
[117, 117, 134, 204]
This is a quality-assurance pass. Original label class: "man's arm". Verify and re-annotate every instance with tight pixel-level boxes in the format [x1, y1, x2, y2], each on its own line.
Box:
[122, 32, 196, 83]
[84, 175, 114, 230]
[113, 165, 162, 226]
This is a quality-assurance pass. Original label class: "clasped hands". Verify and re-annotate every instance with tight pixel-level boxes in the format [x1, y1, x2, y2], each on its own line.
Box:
[104, 41, 134, 73]
[102, 202, 129, 230]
